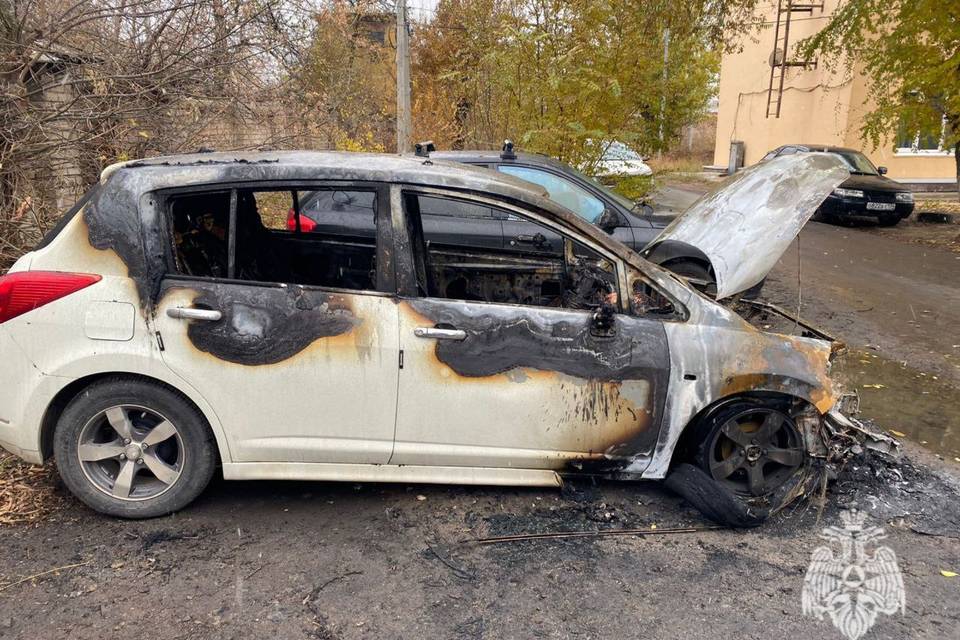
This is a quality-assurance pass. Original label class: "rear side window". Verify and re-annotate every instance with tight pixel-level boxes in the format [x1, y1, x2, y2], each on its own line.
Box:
[299, 190, 376, 238]
[165, 186, 383, 292]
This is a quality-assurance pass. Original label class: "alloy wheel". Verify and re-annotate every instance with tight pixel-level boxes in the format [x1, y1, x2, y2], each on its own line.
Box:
[76, 405, 184, 501]
[706, 407, 804, 497]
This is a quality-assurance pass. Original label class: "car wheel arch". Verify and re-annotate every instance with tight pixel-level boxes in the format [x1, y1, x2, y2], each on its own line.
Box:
[670, 390, 818, 471]
[39, 372, 225, 467]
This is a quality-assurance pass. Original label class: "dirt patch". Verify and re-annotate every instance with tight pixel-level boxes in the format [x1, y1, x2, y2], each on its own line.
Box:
[860, 212, 960, 253]
[0, 452, 956, 639]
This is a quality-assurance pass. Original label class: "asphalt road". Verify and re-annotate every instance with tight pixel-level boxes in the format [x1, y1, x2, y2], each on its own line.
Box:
[764, 221, 960, 386]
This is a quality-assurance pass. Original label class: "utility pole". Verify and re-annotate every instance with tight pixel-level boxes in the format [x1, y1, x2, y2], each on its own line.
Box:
[657, 27, 670, 160]
[396, 0, 412, 154]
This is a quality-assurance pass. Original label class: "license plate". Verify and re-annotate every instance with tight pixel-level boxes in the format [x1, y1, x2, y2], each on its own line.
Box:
[866, 202, 895, 211]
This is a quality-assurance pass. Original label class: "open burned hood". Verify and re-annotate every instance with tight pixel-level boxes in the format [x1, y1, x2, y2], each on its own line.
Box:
[644, 153, 849, 299]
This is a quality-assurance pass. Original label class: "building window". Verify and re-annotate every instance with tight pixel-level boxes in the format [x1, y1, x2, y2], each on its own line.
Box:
[895, 115, 953, 155]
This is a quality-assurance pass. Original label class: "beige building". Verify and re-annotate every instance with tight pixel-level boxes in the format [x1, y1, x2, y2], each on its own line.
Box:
[713, 0, 956, 187]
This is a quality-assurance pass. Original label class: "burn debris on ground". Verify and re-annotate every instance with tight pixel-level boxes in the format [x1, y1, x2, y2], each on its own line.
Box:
[829, 432, 960, 538]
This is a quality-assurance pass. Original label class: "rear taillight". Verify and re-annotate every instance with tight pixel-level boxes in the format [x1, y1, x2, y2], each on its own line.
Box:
[0, 271, 101, 324]
[286, 208, 317, 232]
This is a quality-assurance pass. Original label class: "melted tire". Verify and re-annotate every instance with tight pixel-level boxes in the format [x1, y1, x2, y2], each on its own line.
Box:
[664, 464, 764, 528]
[53, 378, 216, 518]
[668, 399, 819, 527]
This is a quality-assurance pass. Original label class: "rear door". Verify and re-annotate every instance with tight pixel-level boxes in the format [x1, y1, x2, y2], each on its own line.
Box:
[391, 187, 670, 470]
[151, 182, 400, 464]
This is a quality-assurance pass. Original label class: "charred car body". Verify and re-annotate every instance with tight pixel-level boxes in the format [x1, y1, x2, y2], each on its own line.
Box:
[0, 151, 875, 524]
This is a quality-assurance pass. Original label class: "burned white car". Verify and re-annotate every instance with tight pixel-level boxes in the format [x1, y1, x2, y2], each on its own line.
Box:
[0, 151, 867, 525]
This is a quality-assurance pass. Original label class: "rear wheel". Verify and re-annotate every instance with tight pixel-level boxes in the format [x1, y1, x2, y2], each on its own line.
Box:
[53, 378, 216, 518]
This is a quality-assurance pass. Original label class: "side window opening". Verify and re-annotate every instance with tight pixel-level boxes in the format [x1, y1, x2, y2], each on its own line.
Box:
[167, 186, 380, 292]
[497, 165, 605, 223]
[170, 191, 232, 279]
[629, 274, 677, 317]
[405, 192, 617, 311]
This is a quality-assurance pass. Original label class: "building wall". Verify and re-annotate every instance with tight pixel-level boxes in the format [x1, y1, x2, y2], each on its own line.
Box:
[714, 0, 955, 182]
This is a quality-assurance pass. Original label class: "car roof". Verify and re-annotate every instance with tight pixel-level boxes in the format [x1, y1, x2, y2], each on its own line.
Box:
[775, 144, 861, 154]
[431, 149, 574, 172]
[101, 150, 550, 200]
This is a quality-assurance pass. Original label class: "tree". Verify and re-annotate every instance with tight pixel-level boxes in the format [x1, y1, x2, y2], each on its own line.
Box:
[412, 0, 760, 166]
[295, 0, 397, 152]
[799, 0, 960, 199]
[0, 0, 314, 269]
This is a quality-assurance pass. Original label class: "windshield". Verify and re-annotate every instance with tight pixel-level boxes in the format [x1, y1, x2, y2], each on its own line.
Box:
[833, 150, 879, 175]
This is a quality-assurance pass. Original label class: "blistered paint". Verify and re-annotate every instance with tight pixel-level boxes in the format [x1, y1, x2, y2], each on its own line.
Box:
[158, 282, 360, 366]
[398, 299, 669, 466]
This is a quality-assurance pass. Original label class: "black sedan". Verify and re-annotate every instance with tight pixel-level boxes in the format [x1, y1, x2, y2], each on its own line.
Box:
[432, 143, 720, 287]
[761, 145, 915, 226]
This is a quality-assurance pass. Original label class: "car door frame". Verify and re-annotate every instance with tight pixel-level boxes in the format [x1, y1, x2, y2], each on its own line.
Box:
[144, 178, 402, 465]
[388, 183, 673, 470]
[493, 162, 639, 248]
[389, 183, 633, 309]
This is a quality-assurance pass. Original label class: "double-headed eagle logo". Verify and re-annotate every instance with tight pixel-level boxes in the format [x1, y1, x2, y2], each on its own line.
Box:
[802, 509, 905, 640]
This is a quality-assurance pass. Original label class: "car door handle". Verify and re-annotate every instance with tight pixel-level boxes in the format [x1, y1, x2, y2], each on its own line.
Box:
[414, 327, 467, 341]
[511, 232, 547, 247]
[166, 307, 223, 322]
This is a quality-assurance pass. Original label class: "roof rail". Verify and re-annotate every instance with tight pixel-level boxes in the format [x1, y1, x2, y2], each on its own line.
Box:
[414, 140, 435, 158]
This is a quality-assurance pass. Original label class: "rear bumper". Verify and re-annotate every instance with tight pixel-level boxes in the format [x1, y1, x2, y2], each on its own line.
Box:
[0, 327, 52, 464]
[820, 195, 914, 219]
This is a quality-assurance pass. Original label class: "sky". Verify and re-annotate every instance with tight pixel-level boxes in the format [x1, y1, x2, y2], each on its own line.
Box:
[407, 0, 440, 22]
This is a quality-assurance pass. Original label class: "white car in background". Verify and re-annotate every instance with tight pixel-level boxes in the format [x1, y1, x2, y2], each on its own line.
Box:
[591, 141, 653, 178]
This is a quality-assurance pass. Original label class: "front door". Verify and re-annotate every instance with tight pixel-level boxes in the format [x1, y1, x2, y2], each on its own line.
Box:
[151, 183, 399, 464]
[391, 188, 670, 470]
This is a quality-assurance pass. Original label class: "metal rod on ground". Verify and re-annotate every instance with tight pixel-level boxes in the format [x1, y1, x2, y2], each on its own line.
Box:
[396, 0, 412, 154]
[475, 525, 720, 545]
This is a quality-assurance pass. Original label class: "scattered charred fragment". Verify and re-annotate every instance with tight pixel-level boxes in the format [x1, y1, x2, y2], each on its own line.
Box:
[159, 281, 358, 366]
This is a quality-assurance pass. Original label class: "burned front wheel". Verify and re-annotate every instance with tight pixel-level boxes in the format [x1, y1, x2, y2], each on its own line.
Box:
[695, 404, 805, 497]
[665, 400, 813, 528]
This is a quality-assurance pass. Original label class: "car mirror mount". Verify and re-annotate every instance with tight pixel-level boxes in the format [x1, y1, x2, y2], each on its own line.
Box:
[596, 208, 619, 231]
[590, 299, 617, 337]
